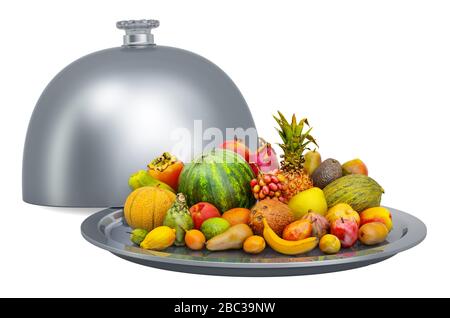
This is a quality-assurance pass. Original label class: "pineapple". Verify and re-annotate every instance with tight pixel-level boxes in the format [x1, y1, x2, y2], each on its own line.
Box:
[274, 111, 318, 200]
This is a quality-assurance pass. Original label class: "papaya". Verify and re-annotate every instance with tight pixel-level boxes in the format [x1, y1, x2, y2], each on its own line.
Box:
[124, 186, 176, 231]
[323, 175, 384, 212]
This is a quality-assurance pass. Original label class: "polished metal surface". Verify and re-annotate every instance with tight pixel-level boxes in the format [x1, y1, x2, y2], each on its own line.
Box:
[81, 207, 427, 276]
[23, 19, 256, 207]
[116, 19, 159, 46]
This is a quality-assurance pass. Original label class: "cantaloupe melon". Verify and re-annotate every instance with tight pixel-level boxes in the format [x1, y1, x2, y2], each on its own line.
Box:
[124, 186, 176, 231]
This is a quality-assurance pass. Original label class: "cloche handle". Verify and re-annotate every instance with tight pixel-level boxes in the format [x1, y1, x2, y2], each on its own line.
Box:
[116, 19, 160, 46]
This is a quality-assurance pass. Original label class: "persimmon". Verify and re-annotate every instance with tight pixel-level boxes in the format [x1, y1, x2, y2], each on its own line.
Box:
[148, 152, 184, 191]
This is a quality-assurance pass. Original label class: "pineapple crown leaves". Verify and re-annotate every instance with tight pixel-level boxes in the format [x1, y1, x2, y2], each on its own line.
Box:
[273, 111, 318, 166]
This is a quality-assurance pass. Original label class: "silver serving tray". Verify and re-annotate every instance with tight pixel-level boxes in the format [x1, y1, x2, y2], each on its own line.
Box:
[81, 207, 426, 276]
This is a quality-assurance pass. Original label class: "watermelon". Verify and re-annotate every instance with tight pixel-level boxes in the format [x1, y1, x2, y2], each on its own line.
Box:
[178, 149, 256, 213]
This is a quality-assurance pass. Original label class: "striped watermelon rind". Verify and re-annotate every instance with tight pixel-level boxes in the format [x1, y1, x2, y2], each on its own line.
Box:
[178, 149, 256, 213]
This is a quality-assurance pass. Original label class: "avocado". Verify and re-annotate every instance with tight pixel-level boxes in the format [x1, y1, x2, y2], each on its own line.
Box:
[311, 158, 342, 189]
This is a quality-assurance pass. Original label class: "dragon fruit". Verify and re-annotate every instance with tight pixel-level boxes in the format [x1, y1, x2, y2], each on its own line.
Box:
[254, 138, 279, 173]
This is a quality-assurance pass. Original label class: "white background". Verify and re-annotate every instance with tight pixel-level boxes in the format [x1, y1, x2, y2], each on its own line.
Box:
[1, 0, 449, 297]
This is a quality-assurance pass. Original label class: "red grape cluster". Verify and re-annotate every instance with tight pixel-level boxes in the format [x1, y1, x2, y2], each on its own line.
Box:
[250, 170, 288, 203]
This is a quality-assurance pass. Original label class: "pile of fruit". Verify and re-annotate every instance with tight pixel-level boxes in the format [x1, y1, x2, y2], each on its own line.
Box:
[125, 112, 392, 256]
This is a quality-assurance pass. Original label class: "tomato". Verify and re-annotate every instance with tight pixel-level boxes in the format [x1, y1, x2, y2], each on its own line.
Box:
[148, 152, 184, 191]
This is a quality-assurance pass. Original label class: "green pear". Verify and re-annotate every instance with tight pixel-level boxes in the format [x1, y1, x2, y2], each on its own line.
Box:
[288, 187, 328, 219]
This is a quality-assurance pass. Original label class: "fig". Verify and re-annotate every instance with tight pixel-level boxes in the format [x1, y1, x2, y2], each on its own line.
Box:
[301, 212, 330, 238]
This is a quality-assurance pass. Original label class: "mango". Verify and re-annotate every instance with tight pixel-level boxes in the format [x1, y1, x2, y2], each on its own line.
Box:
[360, 207, 393, 232]
[358, 222, 389, 245]
[282, 220, 312, 241]
[342, 159, 368, 176]
[206, 224, 253, 251]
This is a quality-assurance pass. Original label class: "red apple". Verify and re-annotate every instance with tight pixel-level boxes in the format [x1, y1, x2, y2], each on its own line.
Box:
[330, 218, 359, 248]
[189, 202, 221, 229]
[219, 137, 250, 163]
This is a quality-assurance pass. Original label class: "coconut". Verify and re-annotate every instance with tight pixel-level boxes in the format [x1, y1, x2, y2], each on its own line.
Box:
[249, 199, 295, 236]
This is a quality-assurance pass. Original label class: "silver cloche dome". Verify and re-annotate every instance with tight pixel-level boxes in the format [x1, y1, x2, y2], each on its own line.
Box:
[23, 19, 256, 207]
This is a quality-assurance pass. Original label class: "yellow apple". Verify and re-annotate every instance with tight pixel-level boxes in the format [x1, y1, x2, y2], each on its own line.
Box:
[288, 187, 328, 219]
[326, 203, 360, 226]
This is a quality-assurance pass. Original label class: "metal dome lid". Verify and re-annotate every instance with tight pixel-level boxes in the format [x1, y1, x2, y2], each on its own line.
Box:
[23, 19, 257, 207]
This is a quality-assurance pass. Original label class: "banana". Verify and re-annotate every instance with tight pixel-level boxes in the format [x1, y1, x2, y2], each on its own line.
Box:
[263, 218, 319, 255]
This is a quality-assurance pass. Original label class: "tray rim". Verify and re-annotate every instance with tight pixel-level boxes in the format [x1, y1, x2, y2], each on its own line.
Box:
[81, 206, 426, 269]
